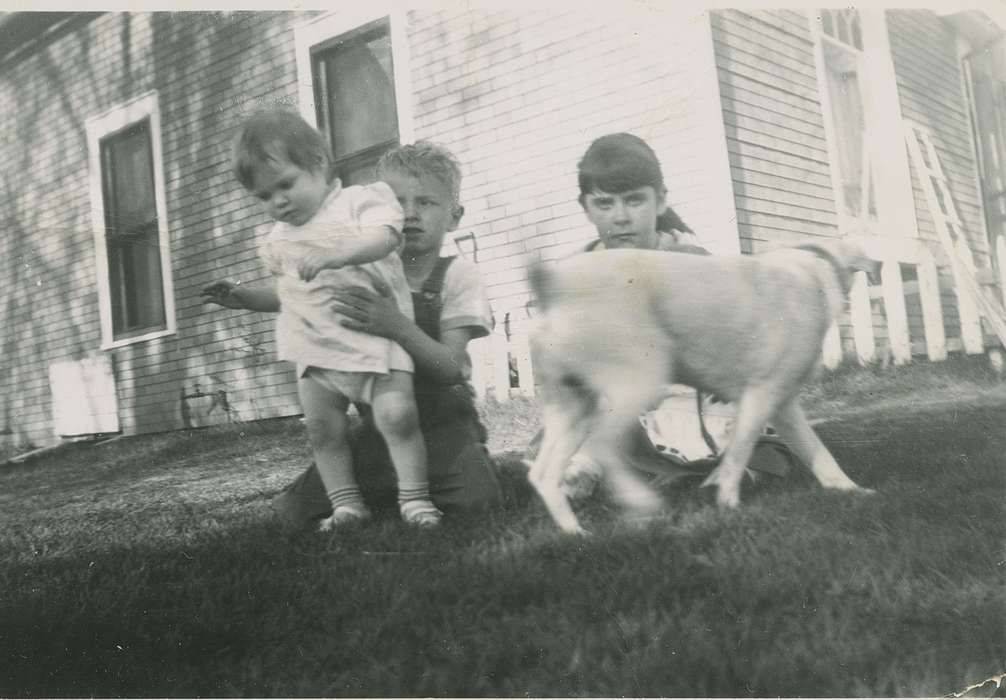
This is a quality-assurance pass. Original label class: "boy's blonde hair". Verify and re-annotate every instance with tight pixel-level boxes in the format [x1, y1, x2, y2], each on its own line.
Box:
[376, 141, 462, 206]
[233, 109, 336, 190]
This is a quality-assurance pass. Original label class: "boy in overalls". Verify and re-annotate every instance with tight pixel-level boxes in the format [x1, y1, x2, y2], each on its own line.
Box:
[269, 142, 502, 527]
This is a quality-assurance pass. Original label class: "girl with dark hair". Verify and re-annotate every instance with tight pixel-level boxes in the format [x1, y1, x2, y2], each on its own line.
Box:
[576, 132, 706, 254]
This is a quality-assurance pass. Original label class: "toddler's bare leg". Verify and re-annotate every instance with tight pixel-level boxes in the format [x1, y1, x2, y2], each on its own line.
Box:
[297, 374, 370, 528]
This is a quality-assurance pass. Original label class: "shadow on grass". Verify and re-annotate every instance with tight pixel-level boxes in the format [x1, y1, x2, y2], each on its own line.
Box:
[1, 386, 1004, 696]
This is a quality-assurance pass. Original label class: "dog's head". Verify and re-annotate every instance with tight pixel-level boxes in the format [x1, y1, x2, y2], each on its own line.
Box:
[835, 240, 882, 286]
[792, 239, 881, 293]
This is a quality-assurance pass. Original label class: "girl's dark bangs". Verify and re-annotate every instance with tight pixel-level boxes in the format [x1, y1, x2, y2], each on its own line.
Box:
[580, 154, 662, 194]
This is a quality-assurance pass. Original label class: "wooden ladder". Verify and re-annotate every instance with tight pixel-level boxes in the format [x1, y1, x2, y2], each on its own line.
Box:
[904, 121, 1006, 350]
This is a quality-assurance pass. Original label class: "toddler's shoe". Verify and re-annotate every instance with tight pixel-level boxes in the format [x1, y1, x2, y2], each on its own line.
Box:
[399, 499, 443, 528]
[317, 504, 371, 532]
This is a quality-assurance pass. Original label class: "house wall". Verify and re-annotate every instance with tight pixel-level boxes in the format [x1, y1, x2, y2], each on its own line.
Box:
[709, 9, 837, 254]
[5, 8, 989, 449]
[0, 12, 308, 450]
[409, 7, 736, 314]
[887, 9, 992, 347]
[2, 8, 734, 449]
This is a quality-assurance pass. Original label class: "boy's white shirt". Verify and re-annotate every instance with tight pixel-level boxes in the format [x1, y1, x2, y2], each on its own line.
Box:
[260, 181, 414, 374]
[437, 255, 494, 340]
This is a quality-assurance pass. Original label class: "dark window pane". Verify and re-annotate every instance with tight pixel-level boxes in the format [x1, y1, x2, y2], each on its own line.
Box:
[821, 10, 834, 38]
[103, 121, 157, 233]
[100, 120, 167, 338]
[837, 13, 849, 45]
[851, 14, 862, 50]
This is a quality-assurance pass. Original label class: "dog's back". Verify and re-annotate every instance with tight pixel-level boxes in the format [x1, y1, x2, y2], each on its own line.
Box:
[530, 249, 838, 400]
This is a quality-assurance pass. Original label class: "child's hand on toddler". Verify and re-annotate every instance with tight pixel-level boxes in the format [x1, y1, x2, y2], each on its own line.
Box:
[298, 251, 345, 282]
[333, 278, 406, 339]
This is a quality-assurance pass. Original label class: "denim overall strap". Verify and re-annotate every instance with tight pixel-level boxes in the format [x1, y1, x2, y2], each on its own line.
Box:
[412, 255, 456, 341]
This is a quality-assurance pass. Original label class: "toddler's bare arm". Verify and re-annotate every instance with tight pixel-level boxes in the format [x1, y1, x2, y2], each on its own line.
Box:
[298, 225, 402, 281]
[201, 279, 280, 311]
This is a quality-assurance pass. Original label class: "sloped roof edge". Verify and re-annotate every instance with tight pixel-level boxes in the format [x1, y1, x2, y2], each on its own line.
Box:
[0, 12, 102, 64]
[933, 4, 1006, 47]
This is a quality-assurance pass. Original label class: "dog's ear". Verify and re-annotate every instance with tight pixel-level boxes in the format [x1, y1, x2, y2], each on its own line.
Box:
[528, 260, 557, 311]
[837, 240, 882, 286]
[863, 258, 882, 286]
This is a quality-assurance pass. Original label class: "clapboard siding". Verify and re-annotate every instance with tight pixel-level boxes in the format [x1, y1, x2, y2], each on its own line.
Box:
[888, 10, 988, 262]
[713, 48, 820, 102]
[735, 210, 840, 239]
[711, 9, 836, 253]
[726, 147, 832, 189]
[719, 96, 825, 142]
[762, 9, 812, 38]
[718, 77, 826, 123]
[0, 12, 311, 448]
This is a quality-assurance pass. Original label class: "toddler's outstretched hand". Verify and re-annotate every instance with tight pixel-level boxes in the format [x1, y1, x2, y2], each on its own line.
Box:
[201, 280, 244, 309]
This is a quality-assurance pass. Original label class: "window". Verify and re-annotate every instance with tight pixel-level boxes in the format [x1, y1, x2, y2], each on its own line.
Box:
[313, 19, 399, 185]
[815, 9, 877, 231]
[101, 120, 166, 336]
[86, 92, 175, 348]
[294, 11, 414, 186]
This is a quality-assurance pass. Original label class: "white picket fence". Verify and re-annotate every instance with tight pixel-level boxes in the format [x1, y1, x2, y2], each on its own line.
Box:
[467, 234, 1006, 401]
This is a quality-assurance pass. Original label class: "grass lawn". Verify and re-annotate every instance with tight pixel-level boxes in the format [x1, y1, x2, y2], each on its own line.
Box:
[1, 357, 1004, 697]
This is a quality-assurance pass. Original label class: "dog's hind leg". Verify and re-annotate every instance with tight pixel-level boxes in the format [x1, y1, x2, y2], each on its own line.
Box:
[528, 384, 596, 534]
[771, 399, 873, 494]
[702, 386, 780, 508]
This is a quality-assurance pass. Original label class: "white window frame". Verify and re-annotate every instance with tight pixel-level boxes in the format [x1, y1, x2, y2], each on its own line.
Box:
[293, 9, 415, 145]
[811, 9, 918, 240]
[85, 90, 177, 349]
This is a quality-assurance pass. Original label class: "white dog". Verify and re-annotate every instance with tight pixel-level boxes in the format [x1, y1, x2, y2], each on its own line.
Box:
[526, 240, 879, 534]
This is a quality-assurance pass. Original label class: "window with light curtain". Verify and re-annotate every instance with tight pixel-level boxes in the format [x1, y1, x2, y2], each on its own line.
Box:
[311, 18, 400, 186]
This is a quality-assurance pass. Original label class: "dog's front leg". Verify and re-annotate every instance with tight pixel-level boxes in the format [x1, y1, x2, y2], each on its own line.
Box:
[771, 399, 874, 494]
[580, 381, 666, 523]
[702, 386, 779, 508]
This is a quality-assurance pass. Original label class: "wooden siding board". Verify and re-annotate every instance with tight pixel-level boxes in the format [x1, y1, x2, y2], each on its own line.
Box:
[729, 166, 834, 201]
[720, 96, 825, 142]
[734, 185, 834, 216]
[718, 76, 824, 122]
[715, 10, 815, 59]
[713, 42, 820, 99]
[723, 118, 829, 163]
[757, 9, 812, 38]
[734, 195, 837, 226]
[736, 209, 838, 238]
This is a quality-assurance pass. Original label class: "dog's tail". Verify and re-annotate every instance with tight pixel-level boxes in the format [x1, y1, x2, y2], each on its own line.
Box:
[528, 260, 557, 311]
